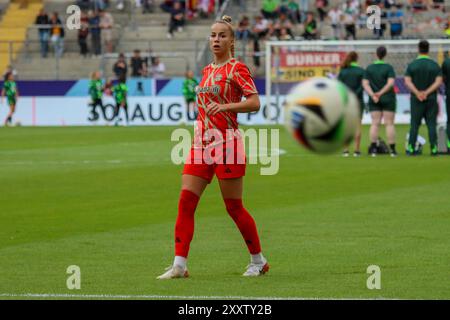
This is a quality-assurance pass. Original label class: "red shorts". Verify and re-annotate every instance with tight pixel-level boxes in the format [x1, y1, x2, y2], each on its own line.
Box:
[182, 139, 246, 183]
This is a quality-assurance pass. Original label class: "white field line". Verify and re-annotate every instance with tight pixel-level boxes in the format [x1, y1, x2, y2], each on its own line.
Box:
[0, 293, 397, 300]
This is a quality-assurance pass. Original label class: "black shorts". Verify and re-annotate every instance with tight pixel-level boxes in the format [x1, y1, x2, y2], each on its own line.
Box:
[90, 98, 103, 107]
[368, 98, 396, 112]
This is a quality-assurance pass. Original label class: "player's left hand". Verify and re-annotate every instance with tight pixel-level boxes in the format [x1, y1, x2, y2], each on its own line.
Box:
[206, 102, 228, 116]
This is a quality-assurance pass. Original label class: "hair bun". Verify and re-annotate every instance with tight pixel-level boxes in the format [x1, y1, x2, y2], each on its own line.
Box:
[221, 15, 232, 23]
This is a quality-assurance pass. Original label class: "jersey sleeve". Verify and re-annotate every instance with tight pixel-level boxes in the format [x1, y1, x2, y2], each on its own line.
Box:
[234, 63, 258, 97]
[388, 65, 396, 78]
[405, 63, 412, 77]
[442, 60, 448, 82]
[363, 67, 369, 80]
[182, 80, 188, 96]
[435, 63, 443, 77]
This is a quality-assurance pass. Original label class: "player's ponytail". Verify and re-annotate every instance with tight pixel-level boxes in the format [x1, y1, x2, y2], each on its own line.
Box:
[341, 51, 358, 68]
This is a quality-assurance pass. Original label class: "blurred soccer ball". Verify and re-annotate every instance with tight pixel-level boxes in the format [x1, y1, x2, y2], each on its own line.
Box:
[284, 77, 359, 154]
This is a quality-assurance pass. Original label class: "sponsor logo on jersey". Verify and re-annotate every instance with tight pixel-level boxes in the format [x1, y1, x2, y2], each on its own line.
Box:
[195, 85, 220, 94]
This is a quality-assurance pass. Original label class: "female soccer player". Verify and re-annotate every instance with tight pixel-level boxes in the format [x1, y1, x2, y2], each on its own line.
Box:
[112, 75, 129, 126]
[363, 46, 397, 157]
[88, 71, 105, 121]
[182, 70, 199, 124]
[157, 16, 269, 279]
[1, 72, 18, 126]
[338, 51, 365, 157]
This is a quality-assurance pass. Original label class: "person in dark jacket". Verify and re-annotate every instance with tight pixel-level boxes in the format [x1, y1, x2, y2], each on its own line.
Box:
[35, 9, 50, 58]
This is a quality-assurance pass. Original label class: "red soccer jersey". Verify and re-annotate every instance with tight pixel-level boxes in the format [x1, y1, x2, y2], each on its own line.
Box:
[194, 58, 258, 147]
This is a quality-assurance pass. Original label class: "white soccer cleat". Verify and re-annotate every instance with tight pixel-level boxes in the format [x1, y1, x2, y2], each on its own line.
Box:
[156, 265, 189, 280]
[243, 261, 269, 277]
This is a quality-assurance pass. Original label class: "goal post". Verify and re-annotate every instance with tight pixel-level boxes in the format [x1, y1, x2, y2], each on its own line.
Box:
[265, 39, 450, 125]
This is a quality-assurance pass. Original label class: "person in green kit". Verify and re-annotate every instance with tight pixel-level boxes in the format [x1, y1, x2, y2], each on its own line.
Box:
[363, 46, 397, 157]
[1, 72, 19, 126]
[182, 70, 198, 124]
[441, 53, 450, 152]
[113, 75, 129, 126]
[338, 51, 365, 157]
[88, 70, 105, 121]
[261, 0, 280, 20]
[404, 40, 443, 156]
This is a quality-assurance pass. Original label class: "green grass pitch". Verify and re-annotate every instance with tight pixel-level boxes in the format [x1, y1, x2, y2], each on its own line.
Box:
[0, 125, 449, 299]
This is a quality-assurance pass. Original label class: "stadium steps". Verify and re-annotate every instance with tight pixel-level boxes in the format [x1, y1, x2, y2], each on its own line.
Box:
[13, 0, 219, 79]
[0, 0, 43, 75]
[14, 52, 102, 80]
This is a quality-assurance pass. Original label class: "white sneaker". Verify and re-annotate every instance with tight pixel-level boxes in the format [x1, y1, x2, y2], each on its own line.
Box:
[243, 261, 269, 277]
[166, 33, 173, 39]
[156, 265, 189, 280]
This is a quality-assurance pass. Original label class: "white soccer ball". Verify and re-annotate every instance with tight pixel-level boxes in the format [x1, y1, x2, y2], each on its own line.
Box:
[284, 77, 360, 154]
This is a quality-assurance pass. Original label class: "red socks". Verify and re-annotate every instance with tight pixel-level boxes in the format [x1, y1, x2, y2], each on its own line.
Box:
[224, 198, 262, 254]
[174, 191, 262, 257]
[174, 189, 200, 258]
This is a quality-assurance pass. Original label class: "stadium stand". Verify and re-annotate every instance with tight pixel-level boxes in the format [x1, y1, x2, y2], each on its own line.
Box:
[2, 0, 449, 79]
[10, 0, 221, 79]
[0, 0, 43, 77]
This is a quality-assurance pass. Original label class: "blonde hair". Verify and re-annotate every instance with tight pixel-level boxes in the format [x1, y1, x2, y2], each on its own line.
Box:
[214, 15, 235, 58]
[90, 71, 99, 80]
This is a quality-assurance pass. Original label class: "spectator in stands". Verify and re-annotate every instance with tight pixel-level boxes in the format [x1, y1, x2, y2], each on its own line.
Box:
[298, 0, 308, 14]
[89, 10, 102, 56]
[342, 0, 357, 40]
[149, 57, 166, 78]
[284, 0, 301, 23]
[167, 1, 185, 39]
[130, 49, 147, 77]
[373, 2, 387, 39]
[261, 0, 280, 20]
[142, 0, 155, 13]
[198, 0, 212, 19]
[316, 0, 328, 22]
[328, 5, 343, 40]
[113, 53, 128, 79]
[77, 0, 91, 11]
[302, 12, 318, 40]
[35, 9, 50, 58]
[272, 12, 294, 38]
[236, 15, 252, 41]
[50, 12, 64, 58]
[445, 16, 450, 38]
[389, 5, 404, 39]
[116, 0, 126, 10]
[100, 9, 114, 53]
[432, 0, 445, 12]
[408, 0, 427, 12]
[279, 27, 293, 40]
[252, 15, 270, 68]
[160, 0, 175, 12]
[78, 11, 89, 57]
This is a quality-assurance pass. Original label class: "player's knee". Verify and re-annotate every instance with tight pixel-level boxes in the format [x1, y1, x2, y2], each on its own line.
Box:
[224, 198, 245, 219]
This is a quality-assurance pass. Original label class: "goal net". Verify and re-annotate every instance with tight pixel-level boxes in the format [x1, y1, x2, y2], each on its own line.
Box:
[265, 40, 450, 124]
